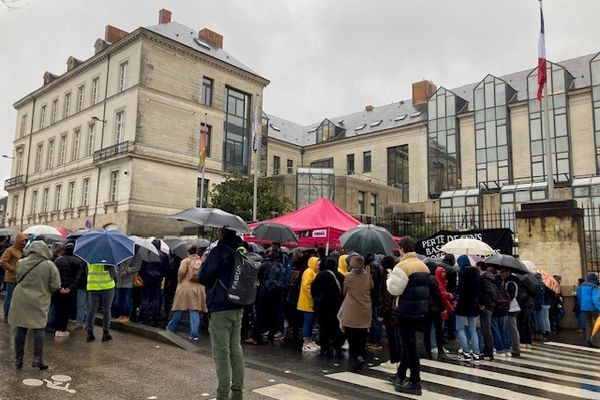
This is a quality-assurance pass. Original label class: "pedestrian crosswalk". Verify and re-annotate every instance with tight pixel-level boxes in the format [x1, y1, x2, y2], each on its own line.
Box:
[253, 341, 600, 400]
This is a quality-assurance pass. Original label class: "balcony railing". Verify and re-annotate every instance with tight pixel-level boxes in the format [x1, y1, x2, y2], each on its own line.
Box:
[94, 141, 134, 163]
[4, 175, 24, 190]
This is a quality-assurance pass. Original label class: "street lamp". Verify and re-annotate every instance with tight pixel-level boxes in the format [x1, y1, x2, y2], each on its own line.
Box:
[91, 116, 107, 124]
[1, 154, 14, 159]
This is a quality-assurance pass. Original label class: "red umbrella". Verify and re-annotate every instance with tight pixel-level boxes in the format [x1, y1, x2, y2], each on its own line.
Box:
[56, 227, 70, 238]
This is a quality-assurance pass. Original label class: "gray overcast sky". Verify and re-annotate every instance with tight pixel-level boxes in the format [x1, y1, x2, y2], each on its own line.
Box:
[1, 0, 599, 197]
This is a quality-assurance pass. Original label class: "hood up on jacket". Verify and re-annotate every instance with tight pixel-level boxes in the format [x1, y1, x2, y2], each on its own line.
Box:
[435, 266, 448, 289]
[26, 240, 52, 260]
[587, 272, 599, 285]
[307, 257, 319, 273]
[323, 256, 337, 272]
[337, 255, 349, 276]
[14, 232, 27, 250]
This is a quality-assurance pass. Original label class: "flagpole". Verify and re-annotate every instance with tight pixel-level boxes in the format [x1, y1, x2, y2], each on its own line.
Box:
[199, 112, 207, 208]
[252, 94, 260, 221]
[539, 0, 555, 199]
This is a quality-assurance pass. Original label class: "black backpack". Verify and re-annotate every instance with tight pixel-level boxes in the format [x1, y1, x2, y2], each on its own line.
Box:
[219, 250, 261, 305]
[493, 281, 511, 316]
[264, 260, 286, 294]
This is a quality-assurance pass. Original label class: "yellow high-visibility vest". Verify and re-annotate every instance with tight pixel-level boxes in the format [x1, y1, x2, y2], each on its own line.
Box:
[87, 264, 116, 291]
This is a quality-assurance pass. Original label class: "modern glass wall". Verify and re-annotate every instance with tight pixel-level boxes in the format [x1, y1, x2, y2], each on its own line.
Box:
[296, 167, 335, 207]
[473, 75, 517, 190]
[591, 54, 600, 173]
[527, 62, 574, 183]
[315, 119, 345, 143]
[387, 144, 409, 202]
[572, 177, 600, 270]
[224, 87, 251, 174]
[439, 188, 480, 229]
[427, 88, 467, 198]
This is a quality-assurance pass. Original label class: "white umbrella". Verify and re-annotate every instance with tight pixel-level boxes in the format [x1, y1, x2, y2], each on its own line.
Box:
[440, 238, 495, 256]
[522, 260, 537, 271]
[24, 225, 61, 236]
[129, 236, 159, 255]
[147, 237, 170, 254]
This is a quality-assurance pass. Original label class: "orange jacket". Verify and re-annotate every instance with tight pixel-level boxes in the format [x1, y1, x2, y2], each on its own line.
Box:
[0, 233, 27, 283]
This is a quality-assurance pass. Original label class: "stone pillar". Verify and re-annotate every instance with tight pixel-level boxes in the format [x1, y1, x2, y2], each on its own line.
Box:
[516, 199, 586, 329]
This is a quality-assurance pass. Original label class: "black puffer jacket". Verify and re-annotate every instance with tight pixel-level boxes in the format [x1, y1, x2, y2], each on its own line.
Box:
[54, 254, 85, 291]
[479, 271, 497, 311]
[393, 272, 431, 319]
[311, 257, 344, 314]
[455, 267, 480, 317]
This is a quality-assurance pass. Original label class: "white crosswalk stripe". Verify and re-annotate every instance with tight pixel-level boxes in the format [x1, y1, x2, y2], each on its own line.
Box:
[544, 341, 600, 353]
[253, 342, 600, 400]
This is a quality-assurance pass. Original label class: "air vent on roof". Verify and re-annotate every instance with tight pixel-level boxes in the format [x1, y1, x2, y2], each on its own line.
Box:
[370, 120, 382, 127]
[355, 124, 366, 131]
[307, 127, 318, 133]
[269, 123, 281, 132]
[193, 38, 211, 50]
[338, 120, 344, 125]
[394, 115, 407, 121]
[410, 112, 422, 118]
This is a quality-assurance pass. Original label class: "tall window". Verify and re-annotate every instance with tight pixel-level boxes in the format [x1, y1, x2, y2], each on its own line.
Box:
[427, 88, 466, 197]
[474, 75, 516, 189]
[202, 77, 213, 106]
[20, 114, 28, 137]
[51, 99, 58, 124]
[119, 61, 128, 92]
[527, 62, 573, 183]
[11, 195, 18, 219]
[310, 158, 334, 168]
[82, 178, 90, 206]
[15, 148, 23, 176]
[273, 156, 281, 175]
[363, 151, 372, 173]
[358, 191, 365, 214]
[42, 188, 49, 213]
[346, 154, 355, 175]
[115, 111, 125, 143]
[72, 129, 81, 161]
[91, 77, 99, 105]
[387, 145, 409, 202]
[63, 92, 71, 118]
[200, 123, 212, 157]
[287, 159, 294, 174]
[591, 54, 600, 173]
[58, 135, 67, 166]
[39, 105, 47, 129]
[196, 178, 210, 207]
[109, 170, 119, 202]
[297, 167, 335, 207]
[224, 87, 251, 174]
[86, 124, 95, 156]
[31, 190, 38, 214]
[67, 181, 75, 209]
[54, 184, 62, 211]
[370, 194, 378, 216]
[34, 144, 43, 173]
[440, 189, 481, 230]
[77, 85, 85, 112]
[46, 139, 55, 170]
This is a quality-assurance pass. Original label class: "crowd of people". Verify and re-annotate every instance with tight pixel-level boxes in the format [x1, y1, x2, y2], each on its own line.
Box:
[0, 228, 594, 398]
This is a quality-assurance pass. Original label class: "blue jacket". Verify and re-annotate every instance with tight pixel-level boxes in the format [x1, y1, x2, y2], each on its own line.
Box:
[577, 282, 600, 312]
[198, 235, 244, 313]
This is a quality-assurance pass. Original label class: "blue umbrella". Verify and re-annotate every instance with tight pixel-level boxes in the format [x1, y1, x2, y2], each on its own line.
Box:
[74, 229, 135, 266]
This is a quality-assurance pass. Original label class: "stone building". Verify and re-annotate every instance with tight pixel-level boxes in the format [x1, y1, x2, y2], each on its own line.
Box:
[4, 9, 269, 235]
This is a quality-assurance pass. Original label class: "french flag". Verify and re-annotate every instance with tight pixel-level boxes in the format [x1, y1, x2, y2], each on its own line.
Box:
[537, 7, 547, 101]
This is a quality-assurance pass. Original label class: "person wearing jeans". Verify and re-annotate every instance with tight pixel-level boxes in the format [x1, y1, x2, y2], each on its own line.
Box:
[112, 251, 141, 323]
[297, 257, 320, 352]
[166, 246, 207, 340]
[500, 269, 521, 356]
[0, 232, 27, 322]
[455, 256, 481, 362]
[477, 262, 496, 360]
[86, 264, 116, 342]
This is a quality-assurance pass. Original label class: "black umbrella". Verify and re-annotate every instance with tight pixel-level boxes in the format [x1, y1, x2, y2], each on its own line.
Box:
[68, 229, 89, 239]
[169, 208, 252, 234]
[253, 222, 298, 243]
[485, 254, 528, 274]
[423, 257, 460, 274]
[339, 225, 397, 256]
[162, 237, 186, 250]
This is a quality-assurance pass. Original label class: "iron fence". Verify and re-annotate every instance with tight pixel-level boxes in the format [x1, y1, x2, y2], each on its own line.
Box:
[582, 205, 600, 274]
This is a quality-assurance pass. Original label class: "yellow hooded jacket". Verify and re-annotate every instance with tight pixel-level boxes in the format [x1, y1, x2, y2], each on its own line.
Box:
[337, 255, 349, 276]
[297, 257, 319, 312]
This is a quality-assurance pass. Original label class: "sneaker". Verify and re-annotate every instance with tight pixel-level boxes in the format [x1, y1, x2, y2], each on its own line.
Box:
[273, 332, 284, 341]
[55, 331, 69, 337]
[342, 341, 349, 350]
[395, 380, 422, 396]
[302, 343, 319, 353]
[472, 354, 480, 363]
[188, 336, 199, 342]
[431, 347, 439, 355]
[379, 360, 398, 369]
[505, 352, 512, 358]
[457, 353, 472, 362]
[443, 347, 450, 354]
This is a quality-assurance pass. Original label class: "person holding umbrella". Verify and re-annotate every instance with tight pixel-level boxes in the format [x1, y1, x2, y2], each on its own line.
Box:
[86, 263, 117, 342]
[112, 248, 142, 323]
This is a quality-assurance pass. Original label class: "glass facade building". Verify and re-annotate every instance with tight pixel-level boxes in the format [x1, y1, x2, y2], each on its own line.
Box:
[387, 145, 409, 202]
[591, 54, 600, 173]
[224, 87, 251, 174]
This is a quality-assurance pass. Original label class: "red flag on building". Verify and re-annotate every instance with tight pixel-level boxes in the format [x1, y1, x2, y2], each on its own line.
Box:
[537, 6, 547, 101]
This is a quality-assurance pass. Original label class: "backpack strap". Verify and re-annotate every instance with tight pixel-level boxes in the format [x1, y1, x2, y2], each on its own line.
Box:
[326, 270, 342, 294]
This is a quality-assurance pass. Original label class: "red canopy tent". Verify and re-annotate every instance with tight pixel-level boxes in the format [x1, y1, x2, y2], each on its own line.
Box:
[247, 197, 361, 248]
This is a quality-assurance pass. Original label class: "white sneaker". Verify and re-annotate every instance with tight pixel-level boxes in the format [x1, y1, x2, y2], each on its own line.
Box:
[431, 347, 439, 355]
[55, 331, 70, 337]
[342, 341, 349, 350]
[302, 343, 319, 353]
[443, 347, 450, 354]
[505, 352, 512, 357]
[379, 360, 398, 369]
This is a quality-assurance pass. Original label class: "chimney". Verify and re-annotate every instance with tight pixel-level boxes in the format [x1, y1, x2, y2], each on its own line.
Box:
[158, 9, 172, 24]
[104, 25, 129, 44]
[199, 28, 223, 49]
[412, 80, 437, 107]
[365, 105, 374, 112]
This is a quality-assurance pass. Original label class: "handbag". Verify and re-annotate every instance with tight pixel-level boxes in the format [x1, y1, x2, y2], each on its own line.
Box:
[133, 273, 144, 288]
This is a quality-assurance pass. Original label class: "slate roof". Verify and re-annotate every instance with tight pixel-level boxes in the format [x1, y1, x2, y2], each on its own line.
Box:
[268, 52, 599, 147]
[145, 21, 265, 80]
